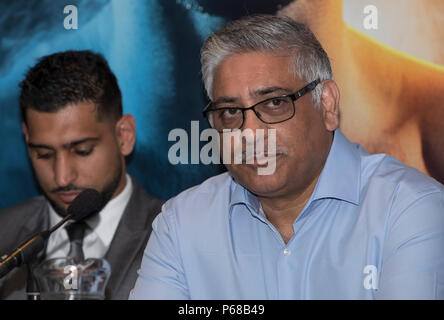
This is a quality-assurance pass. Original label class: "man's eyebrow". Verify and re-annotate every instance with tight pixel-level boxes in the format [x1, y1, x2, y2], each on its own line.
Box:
[211, 96, 239, 106]
[63, 137, 100, 149]
[27, 137, 100, 150]
[212, 87, 294, 106]
[252, 86, 293, 97]
[27, 142, 53, 150]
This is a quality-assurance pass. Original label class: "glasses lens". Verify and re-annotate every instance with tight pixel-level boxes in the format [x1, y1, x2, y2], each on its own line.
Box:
[255, 96, 294, 123]
[208, 108, 243, 131]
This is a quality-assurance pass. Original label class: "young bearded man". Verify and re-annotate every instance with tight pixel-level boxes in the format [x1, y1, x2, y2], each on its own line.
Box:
[0, 50, 163, 299]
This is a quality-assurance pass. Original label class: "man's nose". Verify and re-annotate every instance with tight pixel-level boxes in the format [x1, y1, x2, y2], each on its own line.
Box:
[54, 154, 77, 187]
[241, 108, 267, 131]
[240, 109, 270, 150]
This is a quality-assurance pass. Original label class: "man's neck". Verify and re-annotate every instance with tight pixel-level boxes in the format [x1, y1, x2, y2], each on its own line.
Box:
[110, 170, 128, 201]
[259, 167, 322, 244]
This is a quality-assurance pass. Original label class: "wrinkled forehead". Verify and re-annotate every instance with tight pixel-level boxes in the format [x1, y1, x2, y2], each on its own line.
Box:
[212, 51, 302, 100]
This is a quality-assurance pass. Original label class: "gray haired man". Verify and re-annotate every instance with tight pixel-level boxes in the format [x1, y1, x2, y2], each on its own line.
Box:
[130, 15, 444, 299]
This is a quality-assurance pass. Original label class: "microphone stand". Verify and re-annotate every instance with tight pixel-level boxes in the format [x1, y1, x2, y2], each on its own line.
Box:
[0, 215, 72, 280]
[26, 262, 40, 300]
[48, 214, 72, 233]
[25, 215, 74, 299]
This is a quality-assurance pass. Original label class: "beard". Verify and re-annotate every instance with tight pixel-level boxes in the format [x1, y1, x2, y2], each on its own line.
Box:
[45, 159, 123, 218]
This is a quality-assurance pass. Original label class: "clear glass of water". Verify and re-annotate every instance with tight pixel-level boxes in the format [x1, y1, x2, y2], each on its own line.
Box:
[33, 257, 111, 300]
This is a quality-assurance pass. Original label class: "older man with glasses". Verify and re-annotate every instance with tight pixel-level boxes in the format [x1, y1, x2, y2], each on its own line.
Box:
[130, 15, 444, 300]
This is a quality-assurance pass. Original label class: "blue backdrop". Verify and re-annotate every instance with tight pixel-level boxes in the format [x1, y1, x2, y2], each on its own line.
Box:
[0, 0, 288, 208]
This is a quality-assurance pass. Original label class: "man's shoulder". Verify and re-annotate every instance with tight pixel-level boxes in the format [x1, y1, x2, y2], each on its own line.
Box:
[151, 172, 233, 239]
[130, 176, 164, 209]
[124, 176, 165, 229]
[0, 195, 48, 221]
[362, 152, 443, 211]
[162, 172, 232, 217]
[0, 196, 48, 255]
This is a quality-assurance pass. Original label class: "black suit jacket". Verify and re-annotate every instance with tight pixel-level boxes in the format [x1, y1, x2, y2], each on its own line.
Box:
[0, 176, 163, 300]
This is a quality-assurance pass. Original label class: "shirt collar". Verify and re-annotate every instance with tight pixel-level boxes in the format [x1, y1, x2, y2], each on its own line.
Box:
[229, 129, 361, 213]
[48, 174, 133, 247]
[229, 179, 264, 218]
[230, 181, 260, 209]
[311, 129, 361, 205]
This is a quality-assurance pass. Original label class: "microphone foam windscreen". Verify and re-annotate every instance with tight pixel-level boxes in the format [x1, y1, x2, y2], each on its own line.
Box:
[67, 189, 103, 221]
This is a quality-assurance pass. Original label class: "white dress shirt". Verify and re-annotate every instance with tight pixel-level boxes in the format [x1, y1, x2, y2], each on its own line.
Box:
[45, 174, 133, 260]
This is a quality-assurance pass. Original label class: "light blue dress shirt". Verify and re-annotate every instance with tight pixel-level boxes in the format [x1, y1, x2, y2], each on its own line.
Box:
[130, 129, 444, 299]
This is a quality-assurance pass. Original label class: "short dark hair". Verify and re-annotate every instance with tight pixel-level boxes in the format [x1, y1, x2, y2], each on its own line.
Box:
[19, 50, 122, 125]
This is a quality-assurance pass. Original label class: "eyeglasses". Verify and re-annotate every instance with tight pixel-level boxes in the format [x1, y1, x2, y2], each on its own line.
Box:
[203, 79, 320, 131]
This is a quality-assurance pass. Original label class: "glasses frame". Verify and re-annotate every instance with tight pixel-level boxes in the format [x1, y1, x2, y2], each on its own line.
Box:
[203, 79, 321, 131]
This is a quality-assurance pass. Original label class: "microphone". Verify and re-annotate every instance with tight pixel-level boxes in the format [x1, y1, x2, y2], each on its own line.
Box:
[0, 189, 102, 279]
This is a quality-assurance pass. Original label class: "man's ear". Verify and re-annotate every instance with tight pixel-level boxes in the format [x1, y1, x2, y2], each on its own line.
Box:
[319, 80, 340, 131]
[115, 114, 136, 156]
[22, 122, 29, 144]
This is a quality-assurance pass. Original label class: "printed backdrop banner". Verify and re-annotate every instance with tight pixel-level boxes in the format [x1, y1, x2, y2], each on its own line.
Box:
[0, 0, 442, 209]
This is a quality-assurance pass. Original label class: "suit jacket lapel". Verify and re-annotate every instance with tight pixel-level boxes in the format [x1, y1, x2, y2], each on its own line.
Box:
[104, 177, 160, 299]
[19, 197, 50, 246]
[21, 199, 50, 262]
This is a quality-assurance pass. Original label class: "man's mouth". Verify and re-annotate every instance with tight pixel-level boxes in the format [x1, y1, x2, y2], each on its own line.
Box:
[243, 152, 282, 166]
[56, 191, 82, 204]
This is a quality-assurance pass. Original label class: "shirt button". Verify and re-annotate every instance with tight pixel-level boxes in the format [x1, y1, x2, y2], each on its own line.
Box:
[283, 248, 291, 256]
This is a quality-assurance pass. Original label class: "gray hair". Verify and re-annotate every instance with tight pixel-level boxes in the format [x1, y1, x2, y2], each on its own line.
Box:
[200, 14, 333, 108]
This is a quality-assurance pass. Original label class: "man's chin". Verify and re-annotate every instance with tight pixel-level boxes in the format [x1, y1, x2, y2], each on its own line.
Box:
[246, 179, 287, 198]
[46, 196, 70, 217]
[228, 166, 286, 197]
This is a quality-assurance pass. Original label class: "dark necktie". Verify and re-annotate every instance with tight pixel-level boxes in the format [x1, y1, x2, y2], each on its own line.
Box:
[65, 221, 86, 261]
